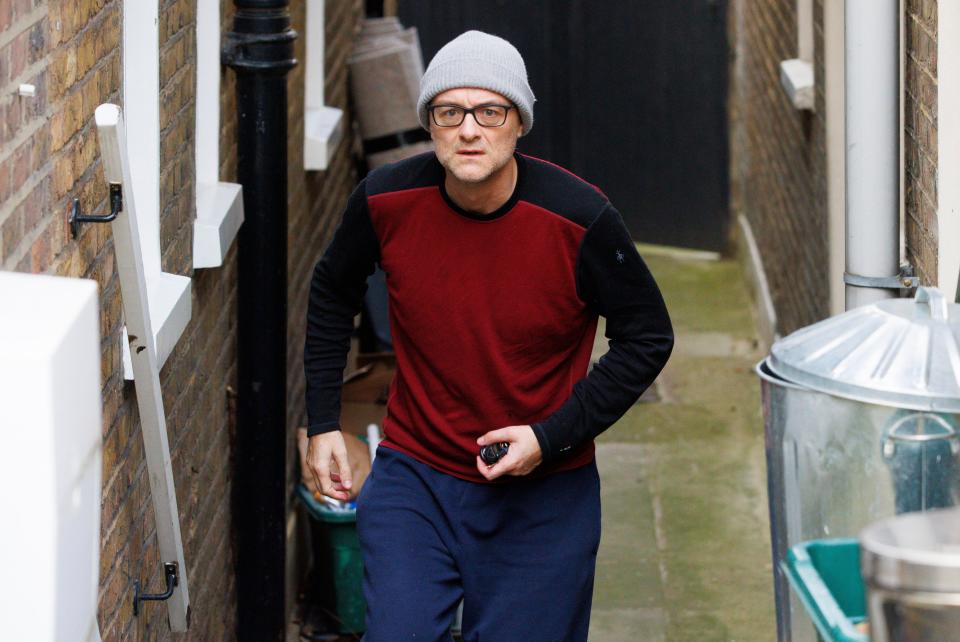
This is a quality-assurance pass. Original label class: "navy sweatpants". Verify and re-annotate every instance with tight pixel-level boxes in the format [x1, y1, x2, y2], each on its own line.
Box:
[356, 445, 601, 642]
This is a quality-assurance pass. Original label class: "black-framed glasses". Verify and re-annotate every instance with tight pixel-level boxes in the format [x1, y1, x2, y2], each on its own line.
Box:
[427, 103, 514, 128]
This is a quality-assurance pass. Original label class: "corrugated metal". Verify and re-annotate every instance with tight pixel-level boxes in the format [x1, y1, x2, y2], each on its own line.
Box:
[769, 288, 960, 412]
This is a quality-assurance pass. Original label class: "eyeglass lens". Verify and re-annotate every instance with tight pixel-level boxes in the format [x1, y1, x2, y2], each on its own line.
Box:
[431, 105, 509, 127]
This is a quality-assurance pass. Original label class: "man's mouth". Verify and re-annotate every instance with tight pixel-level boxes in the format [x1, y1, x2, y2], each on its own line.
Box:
[457, 150, 484, 156]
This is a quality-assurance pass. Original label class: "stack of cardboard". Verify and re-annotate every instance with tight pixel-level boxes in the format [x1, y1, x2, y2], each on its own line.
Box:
[348, 17, 433, 169]
[341, 357, 394, 438]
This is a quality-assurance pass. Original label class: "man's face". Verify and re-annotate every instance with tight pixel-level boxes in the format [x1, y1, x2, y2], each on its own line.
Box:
[429, 87, 523, 185]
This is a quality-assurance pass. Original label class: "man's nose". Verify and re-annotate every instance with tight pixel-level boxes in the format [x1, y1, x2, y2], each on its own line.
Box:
[458, 113, 481, 139]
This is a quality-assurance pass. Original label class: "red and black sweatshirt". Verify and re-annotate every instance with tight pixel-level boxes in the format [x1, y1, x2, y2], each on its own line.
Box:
[304, 152, 673, 482]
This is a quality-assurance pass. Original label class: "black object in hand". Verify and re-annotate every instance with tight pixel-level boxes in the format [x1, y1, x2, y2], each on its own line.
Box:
[480, 442, 509, 465]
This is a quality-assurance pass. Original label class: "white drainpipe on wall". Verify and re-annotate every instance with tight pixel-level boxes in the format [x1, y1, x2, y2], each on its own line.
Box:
[844, 0, 913, 309]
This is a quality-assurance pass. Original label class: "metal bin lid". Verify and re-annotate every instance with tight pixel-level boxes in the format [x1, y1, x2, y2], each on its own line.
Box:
[860, 507, 960, 592]
[767, 287, 960, 412]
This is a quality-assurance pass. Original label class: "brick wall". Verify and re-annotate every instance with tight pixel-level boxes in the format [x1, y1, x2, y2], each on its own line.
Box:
[732, 0, 941, 330]
[0, 0, 364, 639]
[904, 0, 938, 286]
[729, 0, 830, 335]
[96, 0, 241, 638]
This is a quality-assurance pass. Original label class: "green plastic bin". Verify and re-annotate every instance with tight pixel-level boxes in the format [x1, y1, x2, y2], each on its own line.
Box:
[297, 483, 366, 634]
[780, 539, 868, 642]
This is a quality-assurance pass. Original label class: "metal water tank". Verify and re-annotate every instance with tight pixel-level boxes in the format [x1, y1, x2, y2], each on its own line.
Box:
[756, 287, 960, 642]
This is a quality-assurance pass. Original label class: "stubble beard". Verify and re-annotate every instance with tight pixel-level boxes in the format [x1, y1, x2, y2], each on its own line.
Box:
[440, 145, 515, 185]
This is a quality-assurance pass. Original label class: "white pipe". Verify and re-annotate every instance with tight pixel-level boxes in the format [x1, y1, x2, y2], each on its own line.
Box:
[939, 2, 960, 299]
[824, 0, 845, 316]
[844, 0, 900, 310]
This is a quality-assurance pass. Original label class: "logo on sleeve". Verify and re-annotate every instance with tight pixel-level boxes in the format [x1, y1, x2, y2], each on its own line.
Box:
[615, 249, 625, 264]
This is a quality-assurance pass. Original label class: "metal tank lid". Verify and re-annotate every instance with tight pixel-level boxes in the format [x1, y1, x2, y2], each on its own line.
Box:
[767, 287, 960, 412]
[860, 507, 960, 593]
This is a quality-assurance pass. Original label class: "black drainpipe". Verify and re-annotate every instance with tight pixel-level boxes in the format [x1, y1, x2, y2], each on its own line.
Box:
[222, 3, 296, 641]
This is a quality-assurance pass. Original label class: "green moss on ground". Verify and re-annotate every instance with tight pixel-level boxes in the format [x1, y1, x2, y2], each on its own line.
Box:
[590, 253, 777, 642]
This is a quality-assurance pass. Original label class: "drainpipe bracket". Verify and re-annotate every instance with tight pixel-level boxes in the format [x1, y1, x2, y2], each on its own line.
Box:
[222, 30, 298, 72]
[844, 263, 919, 291]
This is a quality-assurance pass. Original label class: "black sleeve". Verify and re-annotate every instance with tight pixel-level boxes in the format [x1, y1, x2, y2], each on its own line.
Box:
[531, 204, 674, 463]
[304, 179, 380, 436]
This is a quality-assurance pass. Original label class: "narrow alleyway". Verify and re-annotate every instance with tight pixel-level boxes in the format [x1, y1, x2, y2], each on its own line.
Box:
[589, 246, 777, 642]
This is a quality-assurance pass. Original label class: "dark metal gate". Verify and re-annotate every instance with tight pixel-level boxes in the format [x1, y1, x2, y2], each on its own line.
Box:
[399, 0, 729, 251]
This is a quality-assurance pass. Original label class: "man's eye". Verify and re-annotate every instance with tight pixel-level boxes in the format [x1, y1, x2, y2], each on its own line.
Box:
[481, 108, 498, 117]
[441, 108, 460, 118]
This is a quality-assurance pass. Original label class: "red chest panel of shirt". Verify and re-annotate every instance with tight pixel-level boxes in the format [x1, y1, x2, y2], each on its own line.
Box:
[367, 187, 598, 480]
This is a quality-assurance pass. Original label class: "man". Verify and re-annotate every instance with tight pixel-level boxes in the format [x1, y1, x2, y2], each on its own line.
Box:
[304, 30, 673, 641]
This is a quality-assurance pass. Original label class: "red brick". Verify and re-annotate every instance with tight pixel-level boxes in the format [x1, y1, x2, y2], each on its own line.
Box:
[11, 136, 31, 186]
[0, 0, 12, 31]
[57, 0, 81, 44]
[18, 181, 42, 232]
[29, 220, 53, 271]
[9, 28, 29, 80]
[27, 17, 45, 64]
[1, 206, 23, 262]
[0, 155, 10, 203]
[26, 69, 47, 117]
[902, 8, 939, 284]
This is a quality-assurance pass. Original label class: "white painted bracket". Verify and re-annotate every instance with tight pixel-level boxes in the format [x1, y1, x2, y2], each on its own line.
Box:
[194, 0, 244, 266]
[304, 0, 344, 171]
[0, 273, 102, 642]
[305, 105, 345, 171]
[123, 0, 191, 381]
[121, 272, 191, 380]
[780, 58, 815, 111]
[193, 181, 244, 268]
[95, 103, 190, 631]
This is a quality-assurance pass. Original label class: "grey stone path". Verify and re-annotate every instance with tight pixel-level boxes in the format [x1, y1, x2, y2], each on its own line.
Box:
[589, 247, 777, 642]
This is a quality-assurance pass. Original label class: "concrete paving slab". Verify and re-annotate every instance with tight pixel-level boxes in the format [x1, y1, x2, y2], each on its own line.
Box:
[590, 251, 777, 642]
[590, 607, 669, 642]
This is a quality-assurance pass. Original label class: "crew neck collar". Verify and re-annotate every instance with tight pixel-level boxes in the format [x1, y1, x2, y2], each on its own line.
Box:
[438, 152, 525, 221]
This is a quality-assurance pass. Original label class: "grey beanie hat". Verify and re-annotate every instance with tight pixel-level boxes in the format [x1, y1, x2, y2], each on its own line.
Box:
[417, 30, 535, 136]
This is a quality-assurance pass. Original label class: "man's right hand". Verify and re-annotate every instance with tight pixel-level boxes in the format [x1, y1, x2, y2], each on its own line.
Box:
[306, 431, 354, 501]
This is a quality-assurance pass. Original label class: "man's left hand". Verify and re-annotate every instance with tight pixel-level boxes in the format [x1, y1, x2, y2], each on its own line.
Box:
[476, 425, 542, 481]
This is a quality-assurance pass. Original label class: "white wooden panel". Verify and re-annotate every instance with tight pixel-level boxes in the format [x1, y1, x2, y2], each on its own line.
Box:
[797, 0, 814, 62]
[304, 105, 344, 171]
[779, 59, 814, 110]
[825, 0, 846, 316]
[304, 0, 343, 170]
[940, 1, 960, 297]
[121, 272, 192, 379]
[194, 0, 244, 266]
[196, 0, 220, 187]
[0, 273, 101, 642]
[194, 182, 245, 268]
[123, 0, 161, 281]
[780, 0, 815, 112]
[306, 0, 326, 109]
[95, 103, 190, 631]
[122, 0, 192, 367]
